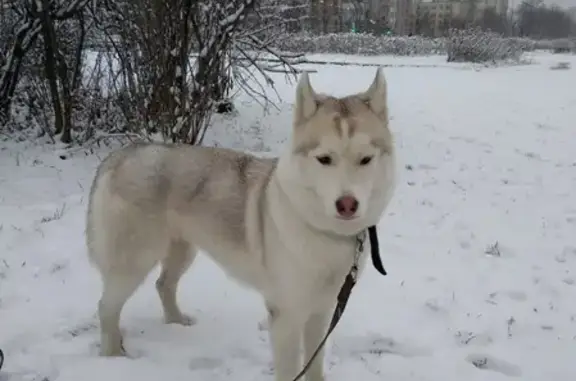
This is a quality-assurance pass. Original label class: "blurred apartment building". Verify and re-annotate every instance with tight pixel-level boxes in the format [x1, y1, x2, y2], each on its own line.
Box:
[389, 0, 510, 35]
[304, 0, 509, 35]
[416, 0, 509, 35]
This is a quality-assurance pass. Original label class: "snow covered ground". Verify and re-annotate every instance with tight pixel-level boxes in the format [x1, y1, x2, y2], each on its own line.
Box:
[1, 52, 576, 381]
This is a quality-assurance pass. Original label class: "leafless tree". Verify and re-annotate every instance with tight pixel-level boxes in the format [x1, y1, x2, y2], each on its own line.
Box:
[259, 0, 308, 33]
[90, 0, 302, 145]
[309, 0, 344, 34]
[1, 0, 303, 145]
[415, 10, 434, 37]
[0, 0, 89, 142]
[477, 8, 510, 35]
[464, 0, 480, 25]
[517, 0, 575, 39]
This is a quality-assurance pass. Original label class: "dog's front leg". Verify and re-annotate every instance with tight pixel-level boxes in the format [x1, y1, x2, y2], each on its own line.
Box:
[303, 311, 330, 381]
[267, 304, 302, 381]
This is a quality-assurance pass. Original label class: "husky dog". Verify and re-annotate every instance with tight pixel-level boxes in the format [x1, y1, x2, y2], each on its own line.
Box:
[86, 68, 396, 381]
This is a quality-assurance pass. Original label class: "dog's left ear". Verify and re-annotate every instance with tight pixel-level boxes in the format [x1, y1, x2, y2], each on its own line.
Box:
[362, 68, 388, 121]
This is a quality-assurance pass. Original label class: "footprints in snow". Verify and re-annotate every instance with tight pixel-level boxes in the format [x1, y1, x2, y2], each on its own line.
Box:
[338, 335, 522, 378]
[466, 353, 522, 377]
[486, 290, 528, 305]
[64, 321, 98, 338]
[63, 315, 528, 379]
[258, 320, 432, 359]
[55, 320, 526, 378]
[555, 246, 576, 264]
[188, 356, 225, 371]
[454, 330, 494, 347]
[342, 334, 432, 359]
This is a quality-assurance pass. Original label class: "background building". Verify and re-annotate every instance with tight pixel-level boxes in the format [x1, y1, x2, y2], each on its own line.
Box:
[305, 0, 511, 36]
[416, 0, 510, 36]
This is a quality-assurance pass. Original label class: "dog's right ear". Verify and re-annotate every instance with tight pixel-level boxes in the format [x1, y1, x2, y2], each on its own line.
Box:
[294, 71, 318, 126]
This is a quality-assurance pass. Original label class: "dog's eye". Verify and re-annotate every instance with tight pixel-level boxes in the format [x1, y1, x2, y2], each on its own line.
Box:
[359, 156, 373, 166]
[316, 155, 333, 166]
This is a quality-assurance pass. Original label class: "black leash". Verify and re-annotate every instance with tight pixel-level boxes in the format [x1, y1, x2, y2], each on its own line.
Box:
[368, 225, 387, 276]
[0, 348, 4, 371]
[291, 225, 386, 381]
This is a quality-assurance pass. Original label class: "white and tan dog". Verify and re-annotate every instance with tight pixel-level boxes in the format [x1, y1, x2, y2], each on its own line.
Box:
[85, 68, 396, 381]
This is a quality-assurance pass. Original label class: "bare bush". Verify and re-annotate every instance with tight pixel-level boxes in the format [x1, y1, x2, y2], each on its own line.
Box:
[1, 0, 90, 142]
[446, 28, 535, 63]
[519, 38, 575, 53]
[0, 0, 302, 146]
[271, 31, 540, 60]
[274, 32, 447, 56]
[549, 38, 576, 53]
[93, 0, 303, 145]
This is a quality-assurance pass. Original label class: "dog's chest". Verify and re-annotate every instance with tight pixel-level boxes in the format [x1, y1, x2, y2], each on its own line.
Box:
[269, 235, 358, 310]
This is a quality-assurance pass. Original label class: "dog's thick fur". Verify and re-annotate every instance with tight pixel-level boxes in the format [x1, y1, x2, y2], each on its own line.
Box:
[86, 69, 396, 381]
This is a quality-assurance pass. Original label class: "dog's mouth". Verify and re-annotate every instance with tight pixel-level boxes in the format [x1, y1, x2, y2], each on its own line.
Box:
[336, 215, 359, 221]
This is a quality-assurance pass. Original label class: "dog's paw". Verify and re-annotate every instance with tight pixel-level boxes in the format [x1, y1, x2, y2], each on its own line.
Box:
[100, 338, 127, 357]
[166, 313, 197, 326]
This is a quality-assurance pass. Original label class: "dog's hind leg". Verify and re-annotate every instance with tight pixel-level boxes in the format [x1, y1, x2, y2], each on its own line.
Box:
[98, 270, 148, 356]
[156, 239, 197, 326]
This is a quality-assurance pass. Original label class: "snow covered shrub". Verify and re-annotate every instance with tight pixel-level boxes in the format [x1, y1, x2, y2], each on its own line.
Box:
[532, 38, 575, 53]
[1, 0, 300, 146]
[273, 31, 537, 59]
[446, 28, 534, 63]
[274, 33, 447, 56]
[550, 39, 575, 54]
[533, 39, 556, 50]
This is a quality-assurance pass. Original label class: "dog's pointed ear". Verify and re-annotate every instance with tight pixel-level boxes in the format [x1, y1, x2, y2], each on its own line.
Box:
[294, 71, 318, 126]
[362, 68, 388, 120]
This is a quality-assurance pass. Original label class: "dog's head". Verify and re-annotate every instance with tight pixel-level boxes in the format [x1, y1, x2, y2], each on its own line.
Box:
[282, 68, 396, 236]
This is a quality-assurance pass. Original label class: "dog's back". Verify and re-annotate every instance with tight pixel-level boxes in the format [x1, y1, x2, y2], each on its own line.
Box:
[86, 142, 276, 272]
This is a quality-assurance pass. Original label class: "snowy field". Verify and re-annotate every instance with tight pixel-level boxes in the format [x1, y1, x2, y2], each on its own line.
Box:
[1, 52, 576, 381]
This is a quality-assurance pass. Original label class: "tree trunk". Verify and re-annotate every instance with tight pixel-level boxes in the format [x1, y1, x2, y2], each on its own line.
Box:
[39, 0, 65, 137]
[0, 20, 41, 123]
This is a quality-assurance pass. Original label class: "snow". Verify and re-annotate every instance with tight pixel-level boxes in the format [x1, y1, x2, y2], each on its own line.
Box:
[2, 52, 576, 381]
